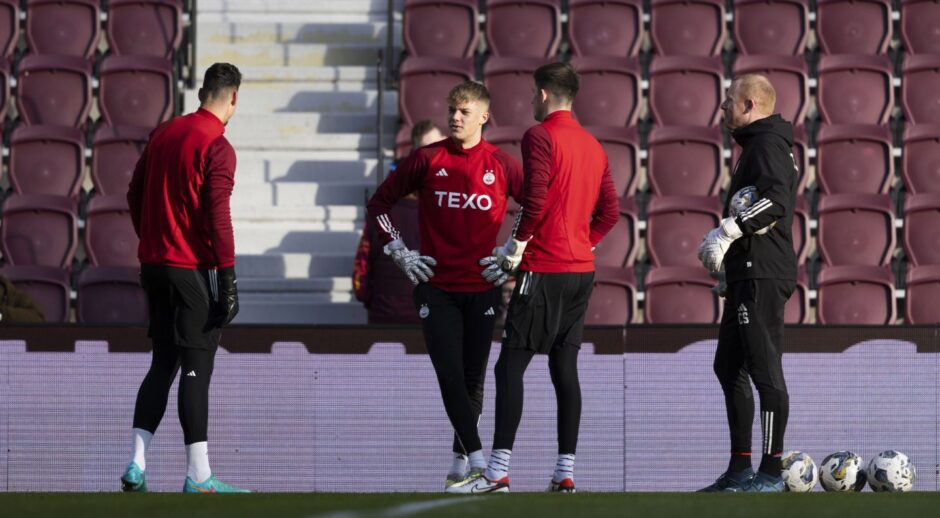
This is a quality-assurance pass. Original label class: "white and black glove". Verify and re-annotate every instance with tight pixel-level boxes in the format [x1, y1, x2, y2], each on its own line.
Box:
[710, 268, 727, 298]
[478, 237, 529, 287]
[697, 217, 743, 273]
[384, 239, 437, 286]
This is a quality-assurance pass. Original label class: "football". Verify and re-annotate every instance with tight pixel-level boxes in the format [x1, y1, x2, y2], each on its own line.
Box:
[819, 451, 867, 492]
[867, 450, 915, 492]
[781, 451, 818, 492]
[728, 186, 775, 235]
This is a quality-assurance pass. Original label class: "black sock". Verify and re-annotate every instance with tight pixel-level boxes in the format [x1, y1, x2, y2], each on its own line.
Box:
[728, 452, 752, 473]
[759, 453, 782, 476]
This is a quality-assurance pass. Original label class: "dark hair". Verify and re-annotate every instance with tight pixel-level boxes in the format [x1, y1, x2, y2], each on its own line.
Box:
[533, 62, 580, 102]
[410, 120, 439, 146]
[201, 63, 242, 101]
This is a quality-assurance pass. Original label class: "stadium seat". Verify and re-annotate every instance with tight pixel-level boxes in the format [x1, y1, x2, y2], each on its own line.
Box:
[815, 124, 893, 195]
[649, 0, 726, 56]
[648, 56, 724, 127]
[485, 125, 526, 165]
[816, 265, 896, 324]
[98, 55, 174, 128]
[593, 197, 639, 268]
[585, 266, 637, 324]
[816, 55, 894, 125]
[905, 264, 940, 323]
[900, 0, 940, 55]
[570, 56, 641, 127]
[732, 55, 809, 126]
[792, 196, 810, 266]
[8, 125, 86, 198]
[901, 124, 940, 194]
[902, 193, 940, 267]
[901, 55, 940, 124]
[1, 194, 78, 269]
[484, 56, 552, 127]
[0, 60, 9, 121]
[645, 195, 723, 267]
[731, 125, 809, 195]
[646, 126, 724, 196]
[0, 0, 18, 62]
[91, 125, 150, 196]
[584, 126, 640, 198]
[0, 265, 71, 322]
[485, 0, 561, 58]
[816, 0, 892, 55]
[25, 0, 100, 58]
[644, 266, 722, 324]
[398, 57, 474, 129]
[567, 0, 642, 58]
[816, 193, 896, 266]
[404, 0, 479, 58]
[732, 0, 809, 55]
[107, 0, 184, 58]
[784, 267, 810, 324]
[84, 195, 139, 267]
[76, 266, 148, 324]
[16, 55, 93, 127]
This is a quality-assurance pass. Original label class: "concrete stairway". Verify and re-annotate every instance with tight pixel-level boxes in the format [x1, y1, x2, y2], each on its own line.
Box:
[194, 0, 402, 323]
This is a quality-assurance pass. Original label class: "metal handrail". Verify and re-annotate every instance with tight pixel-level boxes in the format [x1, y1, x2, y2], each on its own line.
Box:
[376, 49, 386, 189]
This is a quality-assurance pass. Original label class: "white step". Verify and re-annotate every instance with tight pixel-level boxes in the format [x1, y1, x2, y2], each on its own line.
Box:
[235, 253, 354, 278]
[232, 182, 371, 207]
[200, 22, 400, 45]
[233, 296, 367, 324]
[185, 87, 397, 115]
[211, 66, 377, 84]
[199, 0, 402, 14]
[197, 42, 391, 68]
[235, 225, 362, 254]
[230, 131, 379, 152]
[229, 113, 395, 135]
[236, 152, 379, 184]
[239, 277, 353, 292]
[197, 12, 399, 24]
[232, 205, 365, 223]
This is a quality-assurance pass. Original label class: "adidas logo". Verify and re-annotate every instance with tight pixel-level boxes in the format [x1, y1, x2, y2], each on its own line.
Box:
[484, 307, 495, 316]
[186, 370, 197, 377]
[436, 168, 448, 177]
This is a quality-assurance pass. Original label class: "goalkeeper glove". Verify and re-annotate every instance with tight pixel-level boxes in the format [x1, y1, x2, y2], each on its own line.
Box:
[384, 239, 437, 286]
[214, 266, 239, 327]
[697, 217, 743, 273]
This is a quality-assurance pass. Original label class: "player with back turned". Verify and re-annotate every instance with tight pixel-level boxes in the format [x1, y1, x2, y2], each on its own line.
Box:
[697, 74, 798, 492]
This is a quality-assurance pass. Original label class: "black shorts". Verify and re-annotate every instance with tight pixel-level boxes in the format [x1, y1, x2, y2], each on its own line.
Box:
[141, 264, 222, 350]
[502, 271, 595, 353]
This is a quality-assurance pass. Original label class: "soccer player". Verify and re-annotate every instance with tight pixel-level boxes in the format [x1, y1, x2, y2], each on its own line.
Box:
[121, 63, 249, 494]
[366, 82, 523, 489]
[449, 63, 619, 494]
[696, 74, 798, 492]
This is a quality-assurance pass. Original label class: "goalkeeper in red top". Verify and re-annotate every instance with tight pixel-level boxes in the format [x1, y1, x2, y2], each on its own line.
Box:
[366, 81, 523, 490]
[449, 63, 619, 494]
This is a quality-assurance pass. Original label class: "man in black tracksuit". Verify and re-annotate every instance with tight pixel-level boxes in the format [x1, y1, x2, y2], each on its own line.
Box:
[697, 74, 798, 492]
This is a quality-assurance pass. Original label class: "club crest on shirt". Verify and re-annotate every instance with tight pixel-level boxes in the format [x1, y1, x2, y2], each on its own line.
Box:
[419, 304, 430, 319]
[483, 170, 495, 185]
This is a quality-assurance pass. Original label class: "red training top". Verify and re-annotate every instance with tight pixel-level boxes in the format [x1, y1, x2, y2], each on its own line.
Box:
[127, 108, 237, 269]
[515, 110, 619, 273]
[367, 137, 523, 292]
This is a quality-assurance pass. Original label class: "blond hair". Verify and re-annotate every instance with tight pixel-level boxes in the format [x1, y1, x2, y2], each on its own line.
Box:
[447, 81, 490, 106]
[733, 74, 776, 113]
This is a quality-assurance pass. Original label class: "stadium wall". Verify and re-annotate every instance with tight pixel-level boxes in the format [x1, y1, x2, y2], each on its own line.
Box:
[0, 326, 936, 492]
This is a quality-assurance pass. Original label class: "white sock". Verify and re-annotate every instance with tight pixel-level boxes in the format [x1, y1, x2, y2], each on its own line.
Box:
[449, 453, 468, 476]
[186, 442, 212, 483]
[468, 450, 486, 471]
[129, 428, 152, 471]
[485, 449, 511, 481]
[553, 453, 575, 482]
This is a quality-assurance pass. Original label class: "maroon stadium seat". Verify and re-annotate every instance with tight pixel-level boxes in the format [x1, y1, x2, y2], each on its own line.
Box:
[901, 55, 940, 124]
[732, 0, 809, 55]
[784, 267, 810, 324]
[816, 0, 892, 55]
[16, 55, 93, 127]
[732, 55, 809, 126]
[398, 57, 474, 129]
[900, 0, 940, 55]
[647, 126, 723, 196]
[816, 265, 896, 324]
[816, 55, 893, 125]
[644, 266, 722, 323]
[404, 0, 479, 58]
[76, 266, 148, 324]
[815, 124, 894, 195]
[0, 0, 18, 62]
[792, 196, 810, 266]
[84, 195, 139, 267]
[484, 56, 551, 127]
[585, 126, 640, 197]
[570, 56, 641, 127]
[0, 265, 71, 322]
[649, 0, 726, 56]
[485, 0, 561, 58]
[107, 0, 184, 58]
[0, 60, 10, 122]
[903, 193, 940, 267]
[901, 124, 940, 194]
[593, 197, 639, 268]
[586, 266, 637, 324]
[25, 0, 100, 59]
[816, 193, 896, 266]
[731, 125, 808, 195]
[98, 55, 174, 128]
[485, 125, 525, 165]
[1, 194, 78, 269]
[567, 0, 642, 58]
[648, 56, 724, 127]
[8, 125, 86, 198]
[92, 125, 150, 196]
[905, 264, 940, 323]
[646, 195, 723, 267]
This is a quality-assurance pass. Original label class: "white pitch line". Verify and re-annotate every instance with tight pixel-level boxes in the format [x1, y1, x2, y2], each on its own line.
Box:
[311, 496, 486, 518]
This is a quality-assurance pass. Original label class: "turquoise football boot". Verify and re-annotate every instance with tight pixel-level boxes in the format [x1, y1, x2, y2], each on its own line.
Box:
[183, 474, 251, 493]
[120, 462, 147, 492]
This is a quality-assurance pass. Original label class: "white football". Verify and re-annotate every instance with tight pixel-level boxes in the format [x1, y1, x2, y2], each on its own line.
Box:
[729, 185, 774, 235]
[867, 450, 915, 492]
[819, 451, 867, 492]
[781, 451, 818, 492]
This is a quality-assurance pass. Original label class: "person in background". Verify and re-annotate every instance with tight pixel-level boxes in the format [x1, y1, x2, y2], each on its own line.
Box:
[0, 275, 44, 323]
